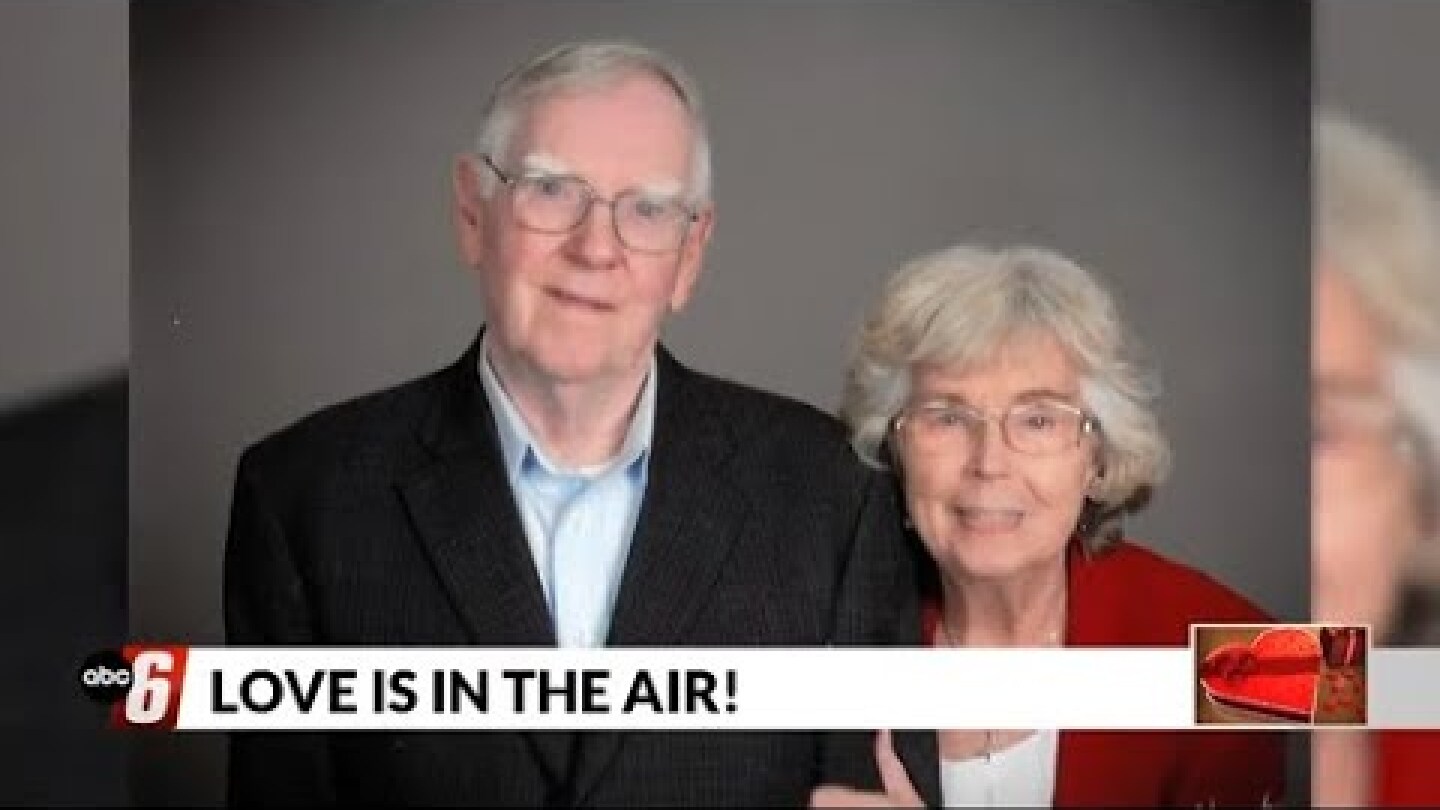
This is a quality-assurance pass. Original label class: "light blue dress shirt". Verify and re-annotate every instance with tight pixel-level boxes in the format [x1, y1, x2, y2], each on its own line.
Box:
[478, 337, 654, 648]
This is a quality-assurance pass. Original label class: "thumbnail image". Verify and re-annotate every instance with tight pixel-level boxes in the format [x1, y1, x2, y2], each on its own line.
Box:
[1194, 624, 1368, 726]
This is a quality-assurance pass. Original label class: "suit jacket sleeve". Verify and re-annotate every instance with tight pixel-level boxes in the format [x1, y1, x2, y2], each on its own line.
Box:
[223, 447, 338, 807]
[817, 469, 941, 807]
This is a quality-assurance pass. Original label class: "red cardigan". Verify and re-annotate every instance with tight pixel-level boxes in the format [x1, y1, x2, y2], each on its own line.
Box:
[1375, 731, 1440, 806]
[922, 539, 1287, 807]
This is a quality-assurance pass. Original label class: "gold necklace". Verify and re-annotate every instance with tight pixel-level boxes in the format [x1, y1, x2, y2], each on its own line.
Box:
[934, 613, 1065, 648]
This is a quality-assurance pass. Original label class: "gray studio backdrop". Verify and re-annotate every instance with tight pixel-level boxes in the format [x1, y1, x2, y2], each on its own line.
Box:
[0, 1, 127, 410]
[132, 1, 1309, 804]
[1318, 3, 1440, 208]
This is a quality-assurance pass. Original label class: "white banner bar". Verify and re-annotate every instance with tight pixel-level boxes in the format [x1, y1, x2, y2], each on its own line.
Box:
[168, 647, 1192, 731]
[1370, 648, 1440, 728]
[111, 646, 1440, 731]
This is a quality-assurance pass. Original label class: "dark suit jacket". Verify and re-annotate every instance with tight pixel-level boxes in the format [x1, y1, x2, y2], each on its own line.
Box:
[923, 540, 1288, 807]
[224, 338, 939, 806]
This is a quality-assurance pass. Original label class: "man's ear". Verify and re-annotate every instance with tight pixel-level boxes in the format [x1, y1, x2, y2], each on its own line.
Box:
[669, 205, 714, 312]
[453, 154, 487, 267]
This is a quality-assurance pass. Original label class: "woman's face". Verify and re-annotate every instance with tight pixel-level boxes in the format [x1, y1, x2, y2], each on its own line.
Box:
[1312, 267, 1421, 634]
[894, 331, 1100, 582]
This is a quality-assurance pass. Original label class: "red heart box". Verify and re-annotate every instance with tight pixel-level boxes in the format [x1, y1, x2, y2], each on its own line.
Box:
[1199, 627, 1321, 723]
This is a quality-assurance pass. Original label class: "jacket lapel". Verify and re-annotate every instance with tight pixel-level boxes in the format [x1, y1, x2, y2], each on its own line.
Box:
[605, 352, 746, 647]
[571, 349, 749, 803]
[399, 338, 554, 646]
[397, 337, 571, 789]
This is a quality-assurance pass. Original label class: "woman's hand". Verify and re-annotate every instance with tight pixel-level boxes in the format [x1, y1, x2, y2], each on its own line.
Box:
[810, 729, 924, 808]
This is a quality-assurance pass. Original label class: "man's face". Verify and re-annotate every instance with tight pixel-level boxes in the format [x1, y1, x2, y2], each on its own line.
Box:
[454, 74, 713, 386]
[1312, 267, 1421, 635]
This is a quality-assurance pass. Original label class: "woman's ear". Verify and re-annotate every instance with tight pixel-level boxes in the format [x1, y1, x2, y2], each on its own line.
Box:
[1087, 462, 1105, 495]
[883, 432, 905, 478]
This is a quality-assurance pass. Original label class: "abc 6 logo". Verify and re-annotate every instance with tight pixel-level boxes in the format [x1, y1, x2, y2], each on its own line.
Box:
[78, 649, 176, 725]
[79, 650, 132, 702]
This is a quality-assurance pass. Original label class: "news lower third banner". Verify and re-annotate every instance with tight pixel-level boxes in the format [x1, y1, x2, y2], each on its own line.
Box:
[78, 625, 1440, 731]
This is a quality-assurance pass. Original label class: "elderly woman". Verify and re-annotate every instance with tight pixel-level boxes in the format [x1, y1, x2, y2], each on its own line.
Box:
[1313, 113, 1440, 807]
[816, 245, 1286, 807]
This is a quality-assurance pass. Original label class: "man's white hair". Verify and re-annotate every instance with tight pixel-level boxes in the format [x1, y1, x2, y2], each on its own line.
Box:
[473, 40, 711, 205]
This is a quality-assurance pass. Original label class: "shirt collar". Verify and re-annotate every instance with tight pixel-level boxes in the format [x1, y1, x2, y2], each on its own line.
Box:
[478, 333, 655, 481]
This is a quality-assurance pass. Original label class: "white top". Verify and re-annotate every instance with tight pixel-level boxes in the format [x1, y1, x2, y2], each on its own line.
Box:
[939, 729, 1058, 808]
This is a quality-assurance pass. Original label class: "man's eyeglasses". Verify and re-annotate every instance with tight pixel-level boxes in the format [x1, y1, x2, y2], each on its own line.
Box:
[480, 154, 698, 255]
[894, 397, 1099, 457]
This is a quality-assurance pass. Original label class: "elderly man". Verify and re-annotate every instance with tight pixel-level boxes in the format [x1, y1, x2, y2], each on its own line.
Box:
[224, 40, 936, 806]
[1311, 113, 1440, 807]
